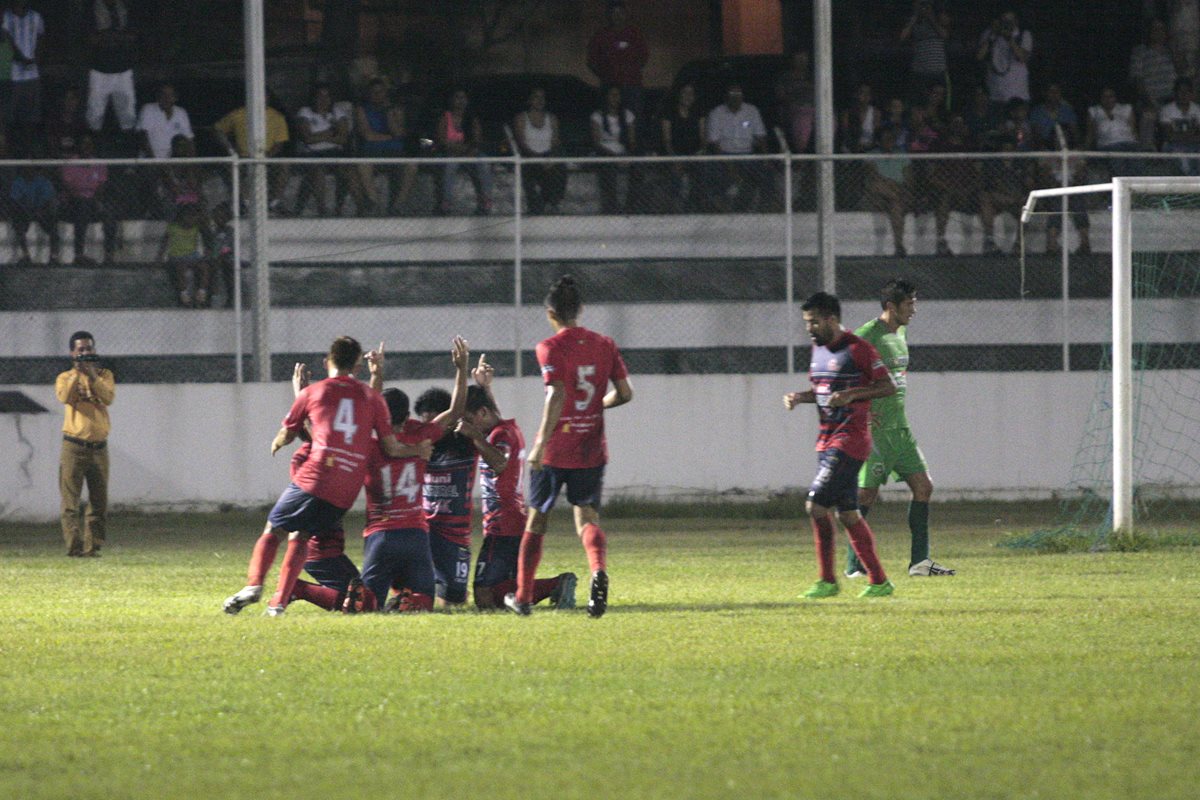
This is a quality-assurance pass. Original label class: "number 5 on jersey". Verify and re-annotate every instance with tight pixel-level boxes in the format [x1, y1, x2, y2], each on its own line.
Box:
[575, 365, 597, 411]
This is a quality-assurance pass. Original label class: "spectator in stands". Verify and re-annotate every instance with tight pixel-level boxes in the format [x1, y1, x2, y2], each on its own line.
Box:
[774, 49, 814, 153]
[60, 133, 116, 267]
[136, 82, 193, 159]
[964, 84, 999, 144]
[660, 82, 707, 212]
[47, 86, 89, 159]
[1041, 154, 1091, 255]
[1029, 83, 1080, 148]
[905, 105, 940, 224]
[1086, 86, 1140, 176]
[1130, 19, 1181, 109]
[900, 0, 950, 107]
[978, 135, 1035, 255]
[922, 81, 950, 132]
[3, 0, 45, 154]
[839, 82, 880, 153]
[864, 127, 911, 257]
[212, 95, 291, 215]
[587, 1, 649, 123]
[976, 9, 1032, 112]
[0, 22, 12, 128]
[435, 87, 493, 216]
[1003, 98, 1033, 150]
[514, 86, 566, 215]
[9, 162, 59, 266]
[294, 82, 358, 217]
[879, 97, 910, 151]
[354, 77, 414, 216]
[929, 114, 980, 256]
[158, 201, 209, 308]
[707, 82, 770, 212]
[87, 0, 137, 139]
[1159, 76, 1200, 175]
[591, 85, 636, 214]
[1169, 0, 1200, 80]
[1131, 18, 1182, 150]
[164, 132, 203, 211]
[207, 201, 235, 308]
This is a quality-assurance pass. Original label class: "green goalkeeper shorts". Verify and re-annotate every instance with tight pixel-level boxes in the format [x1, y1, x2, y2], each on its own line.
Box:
[858, 427, 928, 489]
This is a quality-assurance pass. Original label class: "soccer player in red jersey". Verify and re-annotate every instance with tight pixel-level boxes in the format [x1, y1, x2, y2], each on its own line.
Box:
[508, 275, 633, 618]
[222, 336, 432, 616]
[456, 357, 577, 611]
[784, 292, 897, 599]
[356, 336, 470, 612]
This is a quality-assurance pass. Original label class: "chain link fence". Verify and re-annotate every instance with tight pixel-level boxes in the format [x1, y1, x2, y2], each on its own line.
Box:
[3, 150, 1199, 385]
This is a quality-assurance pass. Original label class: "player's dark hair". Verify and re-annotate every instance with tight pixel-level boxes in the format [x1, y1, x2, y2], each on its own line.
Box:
[328, 336, 362, 371]
[414, 387, 452, 416]
[381, 388, 410, 424]
[465, 385, 497, 414]
[545, 274, 582, 322]
[69, 331, 94, 350]
[880, 279, 917, 310]
[801, 292, 840, 319]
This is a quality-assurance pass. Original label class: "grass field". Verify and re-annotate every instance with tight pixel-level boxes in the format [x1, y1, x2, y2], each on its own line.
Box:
[1, 501, 1197, 800]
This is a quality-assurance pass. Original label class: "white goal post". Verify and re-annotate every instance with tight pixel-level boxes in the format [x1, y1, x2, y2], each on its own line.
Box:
[1022, 176, 1200, 533]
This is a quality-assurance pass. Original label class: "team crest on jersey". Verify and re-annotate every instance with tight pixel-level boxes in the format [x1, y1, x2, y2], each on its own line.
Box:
[827, 358, 839, 370]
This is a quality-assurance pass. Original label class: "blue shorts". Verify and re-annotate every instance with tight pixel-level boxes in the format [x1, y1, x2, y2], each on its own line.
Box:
[429, 529, 471, 604]
[303, 554, 360, 593]
[267, 483, 347, 535]
[528, 464, 605, 514]
[808, 449, 864, 512]
[473, 535, 521, 587]
[360, 528, 435, 608]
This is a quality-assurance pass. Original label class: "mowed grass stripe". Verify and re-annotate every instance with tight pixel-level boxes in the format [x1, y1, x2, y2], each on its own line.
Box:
[0, 509, 1197, 800]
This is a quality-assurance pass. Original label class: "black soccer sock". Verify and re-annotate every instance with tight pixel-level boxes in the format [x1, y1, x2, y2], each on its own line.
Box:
[909, 500, 930, 566]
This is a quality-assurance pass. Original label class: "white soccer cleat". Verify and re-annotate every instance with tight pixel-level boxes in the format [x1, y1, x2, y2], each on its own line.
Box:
[844, 568, 867, 579]
[222, 585, 263, 614]
[265, 605, 286, 617]
[909, 558, 956, 577]
[504, 592, 532, 616]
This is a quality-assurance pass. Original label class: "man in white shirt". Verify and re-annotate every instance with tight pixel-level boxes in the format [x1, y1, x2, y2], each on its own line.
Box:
[136, 83, 193, 159]
[3, 0, 44, 148]
[976, 10, 1032, 109]
[706, 83, 771, 211]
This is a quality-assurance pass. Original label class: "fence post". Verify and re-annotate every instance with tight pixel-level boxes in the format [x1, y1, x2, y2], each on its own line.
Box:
[784, 153, 794, 375]
[513, 154, 523, 379]
[231, 156, 244, 383]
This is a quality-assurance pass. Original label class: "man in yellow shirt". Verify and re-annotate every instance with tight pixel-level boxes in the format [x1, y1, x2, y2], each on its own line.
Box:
[212, 97, 291, 214]
[55, 331, 115, 557]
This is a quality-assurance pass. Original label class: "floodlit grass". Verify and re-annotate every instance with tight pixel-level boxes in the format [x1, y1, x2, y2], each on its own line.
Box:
[1, 504, 1197, 800]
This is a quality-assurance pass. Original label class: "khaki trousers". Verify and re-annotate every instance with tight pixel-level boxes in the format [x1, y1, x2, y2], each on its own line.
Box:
[59, 439, 109, 555]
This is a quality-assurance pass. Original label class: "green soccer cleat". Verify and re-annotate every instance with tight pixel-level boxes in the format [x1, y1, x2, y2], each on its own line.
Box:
[859, 580, 895, 598]
[801, 580, 840, 599]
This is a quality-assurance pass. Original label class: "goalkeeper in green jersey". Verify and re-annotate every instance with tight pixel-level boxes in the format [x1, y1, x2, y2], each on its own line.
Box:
[848, 279, 955, 578]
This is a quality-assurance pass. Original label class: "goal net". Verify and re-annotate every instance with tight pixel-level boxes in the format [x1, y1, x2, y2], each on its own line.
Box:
[1008, 178, 1200, 551]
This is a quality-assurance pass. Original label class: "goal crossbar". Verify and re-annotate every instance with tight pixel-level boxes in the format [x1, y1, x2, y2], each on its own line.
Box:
[1021, 177, 1200, 533]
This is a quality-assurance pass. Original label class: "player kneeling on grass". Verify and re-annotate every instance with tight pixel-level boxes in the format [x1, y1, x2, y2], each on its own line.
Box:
[222, 336, 432, 616]
[784, 292, 896, 599]
[507, 275, 632, 618]
[455, 370, 577, 611]
[356, 337, 470, 612]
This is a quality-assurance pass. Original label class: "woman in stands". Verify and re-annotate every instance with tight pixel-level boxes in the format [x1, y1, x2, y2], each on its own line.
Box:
[514, 86, 566, 214]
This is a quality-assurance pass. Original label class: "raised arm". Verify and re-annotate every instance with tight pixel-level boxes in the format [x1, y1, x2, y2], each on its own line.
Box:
[456, 418, 508, 474]
[364, 341, 385, 393]
[431, 336, 470, 429]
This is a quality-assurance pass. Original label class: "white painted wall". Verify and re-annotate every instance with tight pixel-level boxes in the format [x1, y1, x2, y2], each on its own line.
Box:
[9, 370, 1192, 522]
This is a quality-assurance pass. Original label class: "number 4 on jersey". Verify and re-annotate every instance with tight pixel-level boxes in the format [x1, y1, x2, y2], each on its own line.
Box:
[333, 397, 358, 443]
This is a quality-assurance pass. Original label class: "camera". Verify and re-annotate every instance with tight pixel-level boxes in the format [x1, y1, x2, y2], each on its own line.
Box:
[74, 354, 100, 363]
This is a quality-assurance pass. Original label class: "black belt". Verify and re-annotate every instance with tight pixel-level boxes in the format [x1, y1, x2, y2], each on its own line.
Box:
[64, 435, 106, 450]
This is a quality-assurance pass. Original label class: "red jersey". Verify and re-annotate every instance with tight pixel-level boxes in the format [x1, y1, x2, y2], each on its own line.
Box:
[808, 332, 890, 461]
[537, 326, 628, 469]
[283, 375, 393, 509]
[362, 418, 445, 537]
[480, 418, 527, 538]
